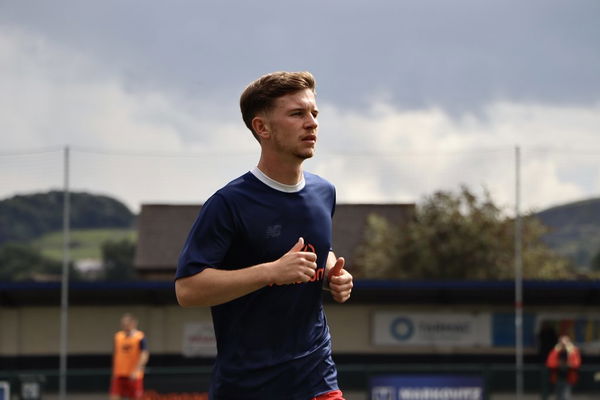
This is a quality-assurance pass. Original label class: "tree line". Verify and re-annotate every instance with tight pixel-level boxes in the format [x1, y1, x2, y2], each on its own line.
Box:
[354, 186, 600, 280]
[1, 188, 599, 281]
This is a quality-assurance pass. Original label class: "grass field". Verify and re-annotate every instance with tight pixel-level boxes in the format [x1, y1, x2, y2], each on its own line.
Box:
[32, 228, 136, 261]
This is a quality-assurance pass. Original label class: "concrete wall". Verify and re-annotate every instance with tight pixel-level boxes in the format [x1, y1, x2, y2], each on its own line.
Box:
[2, 302, 594, 358]
[0, 305, 211, 356]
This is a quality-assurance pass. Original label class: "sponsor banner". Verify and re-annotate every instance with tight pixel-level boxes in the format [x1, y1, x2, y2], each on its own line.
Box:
[0, 382, 9, 400]
[370, 375, 484, 400]
[373, 312, 491, 347]
[182, 322, 217, 357]
[492, 312, 536, 348]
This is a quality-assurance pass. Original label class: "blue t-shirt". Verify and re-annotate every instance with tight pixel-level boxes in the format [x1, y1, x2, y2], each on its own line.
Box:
[176, 170, 339, 400]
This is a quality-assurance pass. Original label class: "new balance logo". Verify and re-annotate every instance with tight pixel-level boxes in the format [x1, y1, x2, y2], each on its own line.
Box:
[265, 225, 282, 238]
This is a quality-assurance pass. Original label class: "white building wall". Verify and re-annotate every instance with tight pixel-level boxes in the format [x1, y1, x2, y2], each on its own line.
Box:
[0, 303, 595, 357]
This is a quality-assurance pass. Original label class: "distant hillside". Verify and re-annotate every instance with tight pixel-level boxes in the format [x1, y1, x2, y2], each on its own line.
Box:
[0, 191, 135, 245]
[535, 197, 600, 269]
[34, 228, 136, 261]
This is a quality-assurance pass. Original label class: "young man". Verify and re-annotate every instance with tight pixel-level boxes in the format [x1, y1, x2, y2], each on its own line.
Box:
[175, 71, 353, 400]
[110, 313, 149, 400]
[546, 335, 582, 400]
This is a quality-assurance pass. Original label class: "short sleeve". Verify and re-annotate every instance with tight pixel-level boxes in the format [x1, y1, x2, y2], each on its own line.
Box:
[175, 193, 235, 280]
[330, 184, 336, 218]
[140, 337, 148, 351]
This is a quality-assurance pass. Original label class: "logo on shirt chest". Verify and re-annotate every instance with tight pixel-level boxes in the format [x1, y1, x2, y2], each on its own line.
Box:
[265, 224, 282, 238]
[302, 242, 315, 253]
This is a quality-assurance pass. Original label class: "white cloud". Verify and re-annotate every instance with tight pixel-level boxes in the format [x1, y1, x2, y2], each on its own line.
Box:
[0, 26, 184, 151]
[0, 26, 256, 153]
[1, 26, 599, 214]
[315, 101, 600, 211]
[0, 27, 256, 209]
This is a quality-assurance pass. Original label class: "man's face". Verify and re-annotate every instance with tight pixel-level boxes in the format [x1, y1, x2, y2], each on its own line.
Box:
[260, 89, 319, 160]
[121, 316, 136, 332]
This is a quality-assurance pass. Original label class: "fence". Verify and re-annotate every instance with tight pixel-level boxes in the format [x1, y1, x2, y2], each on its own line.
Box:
[1, 145, 599, 214]
[1, 145, 600, 400]
[1, 363, 600, 399]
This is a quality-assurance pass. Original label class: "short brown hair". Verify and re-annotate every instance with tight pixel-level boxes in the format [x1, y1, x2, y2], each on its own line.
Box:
[240, 71, 316, 141]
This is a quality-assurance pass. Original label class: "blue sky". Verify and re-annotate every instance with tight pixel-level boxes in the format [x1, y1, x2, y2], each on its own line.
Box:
[1, 0, 599, 212]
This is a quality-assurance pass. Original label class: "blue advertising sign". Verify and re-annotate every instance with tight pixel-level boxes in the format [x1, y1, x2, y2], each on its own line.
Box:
[370, 375, 484, 400]
[492, 312, 536, 347]
[0, 382, 10, 400]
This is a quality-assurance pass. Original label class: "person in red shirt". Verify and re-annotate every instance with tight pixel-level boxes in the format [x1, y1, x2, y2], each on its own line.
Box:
[546, 335, 581, 400]
[110, 313, 150, 400]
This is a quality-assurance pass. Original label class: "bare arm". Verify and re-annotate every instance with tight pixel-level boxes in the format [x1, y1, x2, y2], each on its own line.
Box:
[176, 263, 274, 307]
[134, 350, 149, 376]
[176, 237, 317, 307]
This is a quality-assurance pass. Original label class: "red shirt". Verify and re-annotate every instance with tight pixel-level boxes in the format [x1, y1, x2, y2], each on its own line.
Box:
[546, 347, 581, 385]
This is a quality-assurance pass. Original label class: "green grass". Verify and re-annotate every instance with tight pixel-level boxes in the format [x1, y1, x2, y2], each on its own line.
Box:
[32, 228, 136, 261]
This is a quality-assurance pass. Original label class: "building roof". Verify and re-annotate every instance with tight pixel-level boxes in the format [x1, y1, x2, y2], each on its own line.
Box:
[133, 203, 415, 278]
[133, 204, 201, 274]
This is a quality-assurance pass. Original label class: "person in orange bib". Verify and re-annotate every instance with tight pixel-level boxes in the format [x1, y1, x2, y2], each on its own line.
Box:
[110, 313, 149, 400]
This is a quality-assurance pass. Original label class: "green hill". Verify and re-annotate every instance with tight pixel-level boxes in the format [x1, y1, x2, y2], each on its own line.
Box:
[0, 191, 137, 281]
[0, 191, 135, 245]
[535, 197, 600, 269]
[33, 228, 136, 261]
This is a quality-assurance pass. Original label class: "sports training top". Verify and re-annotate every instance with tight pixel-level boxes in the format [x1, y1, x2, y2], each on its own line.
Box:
[176, 169, 339, 400]
[112, 330, 147, 379]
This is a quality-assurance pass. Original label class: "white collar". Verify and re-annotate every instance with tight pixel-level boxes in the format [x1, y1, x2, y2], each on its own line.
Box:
[250, 167, 305, 193]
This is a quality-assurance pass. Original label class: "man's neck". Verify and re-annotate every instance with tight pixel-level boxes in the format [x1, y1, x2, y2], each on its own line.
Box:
[257, 156, 304, 185]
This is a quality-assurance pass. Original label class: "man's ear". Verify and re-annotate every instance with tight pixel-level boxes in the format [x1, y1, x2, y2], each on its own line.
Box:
[252, 115, 271, 141]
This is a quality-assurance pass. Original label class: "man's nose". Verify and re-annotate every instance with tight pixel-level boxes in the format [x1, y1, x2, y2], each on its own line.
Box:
[305, 114, 318, 129]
